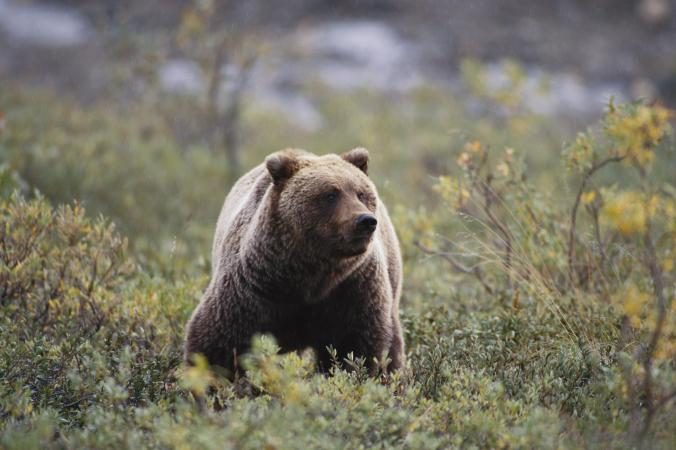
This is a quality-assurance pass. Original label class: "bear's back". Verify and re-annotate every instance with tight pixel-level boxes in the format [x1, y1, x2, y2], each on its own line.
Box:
[211, 164, 271, 274]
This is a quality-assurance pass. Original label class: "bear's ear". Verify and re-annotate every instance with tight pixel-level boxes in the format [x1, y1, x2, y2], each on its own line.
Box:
[342, 147, 369, 174]
[266, 152, 299, 184]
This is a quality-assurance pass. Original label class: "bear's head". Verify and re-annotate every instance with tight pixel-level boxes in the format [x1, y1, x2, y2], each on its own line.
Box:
[265, 148, 378, 258]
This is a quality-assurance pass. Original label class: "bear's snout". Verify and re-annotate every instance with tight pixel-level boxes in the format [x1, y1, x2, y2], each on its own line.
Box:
[355, 214, 378, 234]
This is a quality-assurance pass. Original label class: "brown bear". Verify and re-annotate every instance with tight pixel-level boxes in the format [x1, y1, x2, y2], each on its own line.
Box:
[184, 148, 404, 375]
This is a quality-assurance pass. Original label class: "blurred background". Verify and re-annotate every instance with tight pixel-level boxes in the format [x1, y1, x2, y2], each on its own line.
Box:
[1, 0, 675, 279]
[3, 0, 676, 111]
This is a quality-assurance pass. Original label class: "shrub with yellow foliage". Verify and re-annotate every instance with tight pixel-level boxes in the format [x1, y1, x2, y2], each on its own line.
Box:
[422, 100, 674, 446]
[0, 66, 673, 448]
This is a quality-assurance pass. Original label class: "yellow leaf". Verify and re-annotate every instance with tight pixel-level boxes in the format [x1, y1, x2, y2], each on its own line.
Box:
[456, 152, 472, 167]
[620, 285, 650, 327]
[581, 191, 596, 204]
[496, 162, 510, 177]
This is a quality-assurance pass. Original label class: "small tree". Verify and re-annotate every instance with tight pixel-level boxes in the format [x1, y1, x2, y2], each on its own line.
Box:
[177, 0, 260, 177]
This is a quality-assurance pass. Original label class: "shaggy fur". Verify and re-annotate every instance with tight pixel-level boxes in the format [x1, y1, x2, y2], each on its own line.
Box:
[184, 148, 404, 375]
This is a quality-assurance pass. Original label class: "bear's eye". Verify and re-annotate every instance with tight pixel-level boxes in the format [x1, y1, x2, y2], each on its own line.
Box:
[324, 191, 339, 203]
[357, 192, 369, 203]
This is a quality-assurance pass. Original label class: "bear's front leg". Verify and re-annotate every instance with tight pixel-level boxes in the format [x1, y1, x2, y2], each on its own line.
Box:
[347, 316, 396, 376]
[312, 289, 398, 375]
[342, 267, 404, 375]
[184, 290, 262, 378]
[314, 325, 392, 375]
[387, 311, 405, 371]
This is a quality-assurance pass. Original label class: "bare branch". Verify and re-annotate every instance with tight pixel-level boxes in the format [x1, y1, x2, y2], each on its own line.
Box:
[567, 155, 625, 285]
[478, 179, 513, 289]
[415, 241, 494, 294]
[637, 220, 669, 442]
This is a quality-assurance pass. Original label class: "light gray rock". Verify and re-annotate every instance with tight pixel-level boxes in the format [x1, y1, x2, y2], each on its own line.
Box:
[0, 0, 89, 47]
[158, 59, 206, 95]
[295, 20, 423, 91]
[482, 62, 626, 116]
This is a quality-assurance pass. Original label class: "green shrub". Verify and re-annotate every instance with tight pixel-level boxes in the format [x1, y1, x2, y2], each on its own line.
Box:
[1, 188, 673, 449]
[0, 72, 674, 448]
[0, 195, 200, 437]
[0, 87, 227, 274]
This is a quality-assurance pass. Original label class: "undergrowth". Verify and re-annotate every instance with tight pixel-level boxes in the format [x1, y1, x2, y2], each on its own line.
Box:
[0, 74, 674, 448]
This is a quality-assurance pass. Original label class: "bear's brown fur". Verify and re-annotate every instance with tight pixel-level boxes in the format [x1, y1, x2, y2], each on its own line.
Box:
[184, 148, 404, 375]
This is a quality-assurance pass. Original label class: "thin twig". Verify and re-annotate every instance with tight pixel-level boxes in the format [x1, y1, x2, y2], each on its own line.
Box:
[637, 221, 669, 443]
[567, 155, 625, 285]
[479, 180, 513, 289]
[590, 206, 607, 269]
[415, 241, 494, 294]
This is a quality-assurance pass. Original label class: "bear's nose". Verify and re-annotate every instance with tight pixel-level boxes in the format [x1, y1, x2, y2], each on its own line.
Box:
[355, 214, 378, 233]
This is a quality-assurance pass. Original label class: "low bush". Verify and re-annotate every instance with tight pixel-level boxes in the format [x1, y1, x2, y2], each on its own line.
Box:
[0, 74, 673, 448]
